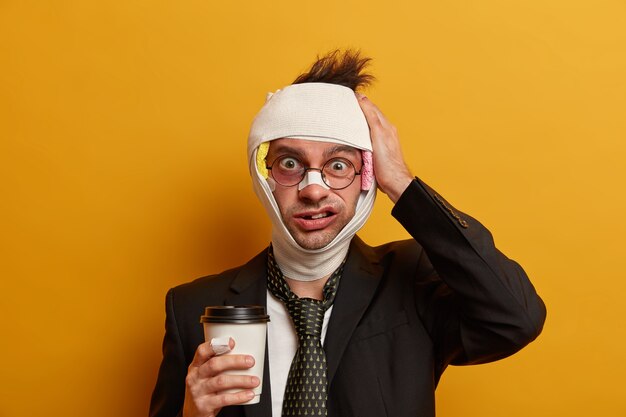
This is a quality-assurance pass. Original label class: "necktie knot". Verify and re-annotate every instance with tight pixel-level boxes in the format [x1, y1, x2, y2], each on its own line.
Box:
[287, 298, 325, 340]
[266, 245, 345, 417]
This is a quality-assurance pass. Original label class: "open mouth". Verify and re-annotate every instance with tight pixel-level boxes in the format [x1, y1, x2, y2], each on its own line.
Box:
[301, 211, 333, 220]
[294, 209, 338, 231]
[293, 206, 337, 232]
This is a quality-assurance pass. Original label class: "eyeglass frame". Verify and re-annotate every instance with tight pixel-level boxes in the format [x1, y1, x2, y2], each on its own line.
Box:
[265, 154, 362, 190]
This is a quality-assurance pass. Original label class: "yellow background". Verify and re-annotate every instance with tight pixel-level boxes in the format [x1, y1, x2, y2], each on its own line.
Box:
[1, 1, 625, 416]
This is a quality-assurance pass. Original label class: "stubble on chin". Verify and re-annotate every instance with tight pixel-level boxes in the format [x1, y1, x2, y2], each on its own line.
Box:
[287, 228, 337, 250]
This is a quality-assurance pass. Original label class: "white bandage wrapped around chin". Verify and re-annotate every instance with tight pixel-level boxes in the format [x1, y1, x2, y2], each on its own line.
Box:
[247, 83, 377, 281]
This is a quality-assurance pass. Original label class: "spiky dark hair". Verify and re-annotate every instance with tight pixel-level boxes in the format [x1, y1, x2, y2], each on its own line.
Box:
[292, 49, 375, 91]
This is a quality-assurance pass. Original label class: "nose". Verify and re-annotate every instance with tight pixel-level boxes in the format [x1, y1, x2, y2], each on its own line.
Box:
[298, 171, 331, 202]
[298, 170, 329, 191]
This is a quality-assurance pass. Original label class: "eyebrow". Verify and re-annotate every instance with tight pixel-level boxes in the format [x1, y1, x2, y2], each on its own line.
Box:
[269, 144, 307, 160]
[269, 143, 360, 160]
[323, 145, 361, 159]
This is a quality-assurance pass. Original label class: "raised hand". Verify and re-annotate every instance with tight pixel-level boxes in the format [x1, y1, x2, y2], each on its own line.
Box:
[356, 93, 414, 203]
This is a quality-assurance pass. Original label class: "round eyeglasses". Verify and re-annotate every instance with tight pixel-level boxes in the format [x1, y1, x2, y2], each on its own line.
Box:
[266, 155, 361, 190]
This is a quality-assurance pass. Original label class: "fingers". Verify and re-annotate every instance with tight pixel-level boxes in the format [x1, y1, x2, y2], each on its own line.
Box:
[214, 389, 257, 407]
[355, 92, 414, 203]
[190, 338, 235, 368]
[189, 340, 255, 382]
[196, 353, 255, 379]
[186, 354, 257, 398]
[202, 374, 260, 394]
[356, 93, 388, 130]
[189, 341, 216, 368]
[209, 336, 235, 355]
[183, 388, 256, 417]
[355, 91, 401, 159]
[183, 340, 260, 417]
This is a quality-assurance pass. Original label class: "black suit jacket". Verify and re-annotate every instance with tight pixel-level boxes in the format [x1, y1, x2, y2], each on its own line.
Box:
[150, 179, 546, 417]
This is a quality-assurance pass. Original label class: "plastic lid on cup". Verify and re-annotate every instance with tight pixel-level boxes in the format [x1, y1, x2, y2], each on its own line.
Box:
[200, 305, 270, 324]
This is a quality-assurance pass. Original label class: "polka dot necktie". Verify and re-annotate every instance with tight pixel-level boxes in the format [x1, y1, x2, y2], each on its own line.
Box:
[267, 246, 343, 417]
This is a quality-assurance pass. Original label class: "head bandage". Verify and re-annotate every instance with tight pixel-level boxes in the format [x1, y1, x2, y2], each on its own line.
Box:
[248, 83, 377, 281]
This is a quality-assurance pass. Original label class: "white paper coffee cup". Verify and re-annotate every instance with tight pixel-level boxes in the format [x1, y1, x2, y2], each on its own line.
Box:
[200, 306, 270, 405]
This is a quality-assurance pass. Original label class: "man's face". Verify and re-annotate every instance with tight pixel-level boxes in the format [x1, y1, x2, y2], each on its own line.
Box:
[266, 138, 362, 250]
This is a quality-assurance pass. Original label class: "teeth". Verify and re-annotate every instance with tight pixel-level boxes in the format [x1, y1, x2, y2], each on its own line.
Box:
[310, 212, 328, 220]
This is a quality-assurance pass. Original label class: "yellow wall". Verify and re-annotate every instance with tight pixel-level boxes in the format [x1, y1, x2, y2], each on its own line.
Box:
[1, 1, 625, 416]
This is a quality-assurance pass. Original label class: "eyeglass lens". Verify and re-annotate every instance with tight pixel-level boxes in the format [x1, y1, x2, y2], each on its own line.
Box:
[270, 156, 358, 189]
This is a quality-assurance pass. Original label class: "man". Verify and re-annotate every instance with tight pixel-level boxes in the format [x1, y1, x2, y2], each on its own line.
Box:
[150, 50, 546, 417]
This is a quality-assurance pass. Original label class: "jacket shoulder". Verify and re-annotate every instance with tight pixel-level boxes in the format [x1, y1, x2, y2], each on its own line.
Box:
[168, 247, 268, 309]
[354, 235, 424, 264]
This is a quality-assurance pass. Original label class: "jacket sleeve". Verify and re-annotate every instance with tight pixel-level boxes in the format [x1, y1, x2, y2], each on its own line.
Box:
[149, 289, 186, 417]
[392, 178, 546, 368]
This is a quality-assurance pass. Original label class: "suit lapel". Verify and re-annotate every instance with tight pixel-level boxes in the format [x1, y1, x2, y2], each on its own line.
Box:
[224, 249, 273, 417]
[324, 236, 383, 385]
[224, 249, 267, 306]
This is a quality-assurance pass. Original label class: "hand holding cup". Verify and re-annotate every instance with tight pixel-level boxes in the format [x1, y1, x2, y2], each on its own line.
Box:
[186, 305, 270, 416]
[182, 338, 259, 417]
